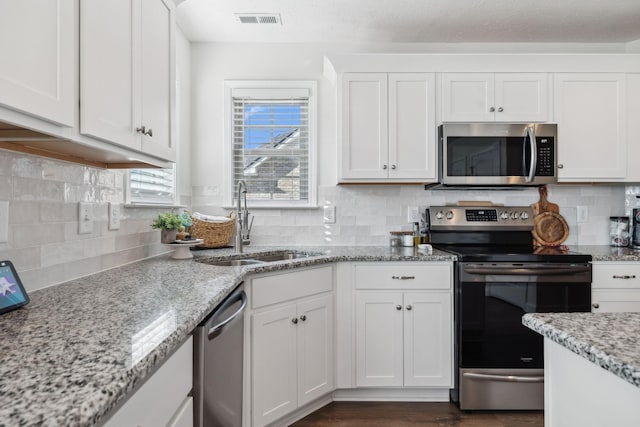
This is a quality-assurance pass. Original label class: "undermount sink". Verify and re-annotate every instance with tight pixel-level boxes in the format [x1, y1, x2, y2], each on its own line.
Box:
[203, 251, 319, 267]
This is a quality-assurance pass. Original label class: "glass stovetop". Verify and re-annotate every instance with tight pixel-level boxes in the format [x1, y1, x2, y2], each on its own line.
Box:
[434, 244, 592, 263]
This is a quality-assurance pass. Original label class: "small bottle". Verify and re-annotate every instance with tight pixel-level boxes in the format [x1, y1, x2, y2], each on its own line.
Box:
[413, 222, 420, 246]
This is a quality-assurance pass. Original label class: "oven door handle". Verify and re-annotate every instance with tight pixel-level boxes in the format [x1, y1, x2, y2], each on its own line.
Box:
[462, 372, 544, 383]
[463, 266, 591, 276]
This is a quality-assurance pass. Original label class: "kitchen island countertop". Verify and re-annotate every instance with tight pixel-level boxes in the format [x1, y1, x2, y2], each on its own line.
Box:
[522, 312, 640, 389]
[0, 245, 454, 427]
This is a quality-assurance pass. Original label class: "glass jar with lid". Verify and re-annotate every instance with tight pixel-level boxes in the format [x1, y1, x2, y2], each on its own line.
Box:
[610, 216, 630, 247]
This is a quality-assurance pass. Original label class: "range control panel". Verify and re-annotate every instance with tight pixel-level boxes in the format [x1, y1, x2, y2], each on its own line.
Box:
[429, 206, 534, 230]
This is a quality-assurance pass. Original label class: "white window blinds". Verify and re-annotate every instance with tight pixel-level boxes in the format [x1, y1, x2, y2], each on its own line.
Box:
[128, 166, 176, 204]
[231, 86, 312, 206]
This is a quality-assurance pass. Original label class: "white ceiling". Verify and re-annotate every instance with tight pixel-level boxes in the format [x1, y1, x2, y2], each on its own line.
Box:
[176, 0, 640, 44]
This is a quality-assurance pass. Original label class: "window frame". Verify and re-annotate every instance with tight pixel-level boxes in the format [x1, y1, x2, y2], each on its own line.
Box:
[125, 165, 178, 207]
[223, 80, 318, 209]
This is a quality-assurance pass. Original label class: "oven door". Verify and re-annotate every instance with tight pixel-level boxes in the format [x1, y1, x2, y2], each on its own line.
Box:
[456, 262, 591, 409]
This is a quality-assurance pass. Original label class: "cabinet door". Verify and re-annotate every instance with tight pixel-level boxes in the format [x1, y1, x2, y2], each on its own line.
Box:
[555, 73, 627, 181]
[441, 73, 494, 122]
[81, 0, 140, 150]
[340, 73, 388, 180]
[252, 304, 298, 427]
[0, 0, 74, 126]
[297, 295, 334, 406]
[403, 292, 453, 387]
[388, 73, 437, 181]
[592, 290, 640, 313]
[355, 292, 404, 387]
[140, 0, 176, 161]
[494, 73, 548, 122]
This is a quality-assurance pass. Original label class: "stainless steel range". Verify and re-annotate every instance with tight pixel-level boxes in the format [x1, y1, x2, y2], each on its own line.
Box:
[428, 205, 592, 410]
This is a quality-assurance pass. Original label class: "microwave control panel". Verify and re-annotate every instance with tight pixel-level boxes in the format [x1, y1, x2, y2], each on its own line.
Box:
[536, 137, 555, 176]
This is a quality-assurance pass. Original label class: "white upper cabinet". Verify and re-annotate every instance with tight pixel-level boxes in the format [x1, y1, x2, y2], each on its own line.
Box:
[554, 73, 626, 181]
[441, 73, 549, 122]
[81, 0, 176, 161]
[0, 0, 74, 126]
[339, 73, 437, 183]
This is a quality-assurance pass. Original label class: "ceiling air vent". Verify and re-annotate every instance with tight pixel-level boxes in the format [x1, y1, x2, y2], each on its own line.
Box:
[235, 13, 282, 25]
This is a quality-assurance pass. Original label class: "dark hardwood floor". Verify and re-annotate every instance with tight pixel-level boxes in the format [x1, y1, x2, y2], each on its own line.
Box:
[291, 402, 543, 427]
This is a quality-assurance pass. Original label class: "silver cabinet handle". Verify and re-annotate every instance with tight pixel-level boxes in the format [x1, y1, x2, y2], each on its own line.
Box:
[300, 315, 307, 322]
[144, 128, 153, 137]
[557, 164, 564, 169]
[391, 165, 396, 170]
[406, 305, 412, 311]
[292, 317, 298, 324]
[392, 275, 415, 280]
[382, 164, 388, 170]
[135, 126, 146, 134]
[613, 275, 636, 279]
[396, 305, 402, 310]
[498, 107, 504, 112]
[592, 303, 600, 309]
[489, 107, 495, 112]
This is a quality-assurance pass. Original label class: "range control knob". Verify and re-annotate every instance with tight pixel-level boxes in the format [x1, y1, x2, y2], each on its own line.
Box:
[510, 212, 519, 220]
[500, 211, 509, 220]
[436, 211, 444, 220]
[445, 211, 454, 220]
[520, 211, 529, 220]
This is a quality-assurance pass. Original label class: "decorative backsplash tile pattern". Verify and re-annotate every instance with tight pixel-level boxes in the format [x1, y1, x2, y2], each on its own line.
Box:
[0, 150, 171, 292]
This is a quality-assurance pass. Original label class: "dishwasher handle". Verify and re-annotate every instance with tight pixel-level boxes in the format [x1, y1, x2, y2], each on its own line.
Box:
[207, 290, 247, 340]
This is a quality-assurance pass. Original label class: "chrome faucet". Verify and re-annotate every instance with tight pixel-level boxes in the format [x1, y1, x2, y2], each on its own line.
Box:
[235, 180, 253, 253]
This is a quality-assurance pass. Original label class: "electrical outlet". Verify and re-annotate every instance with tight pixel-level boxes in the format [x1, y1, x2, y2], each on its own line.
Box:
[78, 202, 93, 234]
[577, 206, 588, 223]
[0, 201, 8, 243]
[323, 205, 336, 224]
[108, 203, 121, 230]
[407, 206, 420, 223]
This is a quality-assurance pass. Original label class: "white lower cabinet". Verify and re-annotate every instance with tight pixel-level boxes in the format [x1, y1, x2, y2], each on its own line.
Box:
[249, 266, 334, 427]
[592, 262, 640, 312]
[350, 262, 453, 390]
[104, 336, 193, 427]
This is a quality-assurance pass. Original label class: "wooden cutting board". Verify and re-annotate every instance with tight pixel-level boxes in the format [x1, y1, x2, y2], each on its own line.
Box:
[531, 186, 569, 247]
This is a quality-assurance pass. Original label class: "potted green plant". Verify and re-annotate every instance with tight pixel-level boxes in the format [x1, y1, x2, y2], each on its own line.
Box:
[151, 212, 183, 243]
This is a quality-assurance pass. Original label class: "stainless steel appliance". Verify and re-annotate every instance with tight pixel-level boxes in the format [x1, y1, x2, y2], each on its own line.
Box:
[429, 206, 591, 410]
[194, 284, 247, 427]
[438, 123, 557, 187]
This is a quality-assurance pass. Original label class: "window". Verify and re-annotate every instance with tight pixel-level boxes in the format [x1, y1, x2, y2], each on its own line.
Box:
[225, 81, 317, 208]
[127, 166, 176, 205]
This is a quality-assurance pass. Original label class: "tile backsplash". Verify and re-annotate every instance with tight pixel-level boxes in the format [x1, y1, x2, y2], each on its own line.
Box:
[194, 183, 626, 248]
[0, 150, 171, 292]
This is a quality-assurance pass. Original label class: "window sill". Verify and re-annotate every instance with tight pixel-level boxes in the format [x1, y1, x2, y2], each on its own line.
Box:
[221, 205, 319, 210]
[123, 203, 188, 209]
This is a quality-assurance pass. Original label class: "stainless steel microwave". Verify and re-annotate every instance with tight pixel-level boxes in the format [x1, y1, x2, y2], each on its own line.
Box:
[438, 123, 557, 186]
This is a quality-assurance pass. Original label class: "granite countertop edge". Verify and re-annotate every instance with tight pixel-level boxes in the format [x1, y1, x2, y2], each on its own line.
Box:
[522, 313, 640, 389]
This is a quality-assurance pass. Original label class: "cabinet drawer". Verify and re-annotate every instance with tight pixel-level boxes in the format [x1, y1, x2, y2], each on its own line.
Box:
[592, 262, 640, 289]
[354, 262, 452, 290]
[592, 289, 640, 312]
[251, 266, 333, 309]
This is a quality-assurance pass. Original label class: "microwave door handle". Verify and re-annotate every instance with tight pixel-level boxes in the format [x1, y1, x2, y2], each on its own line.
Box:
[525, 127, 537, 183]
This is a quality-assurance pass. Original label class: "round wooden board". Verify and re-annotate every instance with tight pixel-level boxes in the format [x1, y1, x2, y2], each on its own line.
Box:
[532, 211, 569, 247]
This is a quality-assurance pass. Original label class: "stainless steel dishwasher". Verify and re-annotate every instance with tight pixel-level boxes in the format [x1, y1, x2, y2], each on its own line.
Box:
[194, 284, 247, 427]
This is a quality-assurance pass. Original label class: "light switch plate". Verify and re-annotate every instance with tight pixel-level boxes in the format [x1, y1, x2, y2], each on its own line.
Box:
[323, 206, 336, 224]
[577, 206, 588, 223]
[108, 203, 121, 230]
[0, 201, 9, 243]
[78, 202, 93, 234]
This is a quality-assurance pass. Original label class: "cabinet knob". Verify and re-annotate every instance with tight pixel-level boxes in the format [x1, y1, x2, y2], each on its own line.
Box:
[396, 305, 402, 310]
[592, 303, 600, 309]
[391, 164, 396, 170]
[135, 126, 146, 134]
[291, 318, 298, 324]
[144, 128, 153, 137]
[557, 164, 564, 169]
[382, 165, 388, 170]
[497, 107, 504, 112]
[489, 107, 495, 112]
[300, 315, 307, 322]
[406, 305, 412, 311]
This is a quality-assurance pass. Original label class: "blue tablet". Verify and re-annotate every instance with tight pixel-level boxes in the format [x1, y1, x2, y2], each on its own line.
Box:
[0, 261, 29, 315]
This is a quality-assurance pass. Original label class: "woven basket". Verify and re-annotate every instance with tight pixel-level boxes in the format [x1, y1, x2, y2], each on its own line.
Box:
[190, 212, 236, 248]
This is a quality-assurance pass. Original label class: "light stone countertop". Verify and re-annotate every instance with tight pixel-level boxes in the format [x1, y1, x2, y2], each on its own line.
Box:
[523, 312, 640, 389]
[573, 245, 640, 261]
[0, 245, 454, 427]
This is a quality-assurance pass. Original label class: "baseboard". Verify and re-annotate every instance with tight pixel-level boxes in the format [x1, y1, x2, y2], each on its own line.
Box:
[332, 387, 450, 402]
[268, 394, 333, 427]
